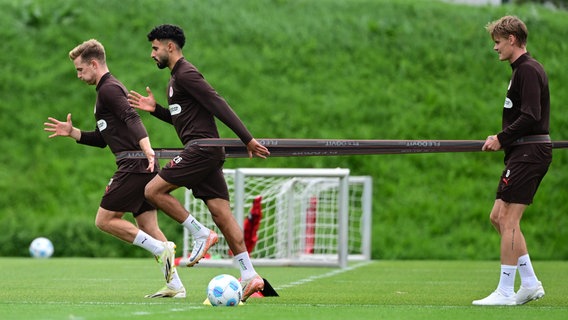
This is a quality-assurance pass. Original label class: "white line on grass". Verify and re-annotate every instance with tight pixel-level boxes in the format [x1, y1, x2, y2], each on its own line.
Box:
[6, 261, 375, 316]
[274, 261, 373, 290]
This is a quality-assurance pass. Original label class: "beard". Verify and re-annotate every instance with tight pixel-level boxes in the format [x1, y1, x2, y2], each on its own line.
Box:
[154, 56, 168, 69]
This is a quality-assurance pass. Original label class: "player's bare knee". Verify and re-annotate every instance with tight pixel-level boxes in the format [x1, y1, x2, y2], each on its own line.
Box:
[490, 214, 500, 227]
[94, 216, 109, 232]
[144, 185, 157, 203]
[94, 209, 115, 232]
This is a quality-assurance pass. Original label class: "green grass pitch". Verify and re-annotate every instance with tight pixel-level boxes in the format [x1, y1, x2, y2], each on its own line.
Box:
[1, 258, 566, 320]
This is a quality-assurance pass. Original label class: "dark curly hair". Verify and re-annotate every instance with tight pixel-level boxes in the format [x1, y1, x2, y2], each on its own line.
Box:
[147, 24, 186, 49]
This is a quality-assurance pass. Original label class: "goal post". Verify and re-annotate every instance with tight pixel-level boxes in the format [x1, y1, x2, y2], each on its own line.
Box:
[180, 168, 372, 268]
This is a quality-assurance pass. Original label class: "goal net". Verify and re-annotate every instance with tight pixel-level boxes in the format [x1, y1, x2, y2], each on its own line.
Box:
[180, 168, 372, 268]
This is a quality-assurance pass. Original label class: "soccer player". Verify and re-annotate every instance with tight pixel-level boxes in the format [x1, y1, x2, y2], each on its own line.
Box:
[473, 16, 551, 306]
[128, 24, 270, 302]
[44, 39, 185, 298]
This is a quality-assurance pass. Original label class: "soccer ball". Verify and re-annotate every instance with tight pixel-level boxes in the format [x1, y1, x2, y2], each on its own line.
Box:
[207, 274, 242, 306]
[29, 237, 54, 258]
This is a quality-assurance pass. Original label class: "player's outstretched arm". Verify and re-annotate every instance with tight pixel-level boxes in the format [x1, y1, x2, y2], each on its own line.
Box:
[44, 113, 81, 141]
[128, 87, 157, 113]
[246, 138, 270, 159]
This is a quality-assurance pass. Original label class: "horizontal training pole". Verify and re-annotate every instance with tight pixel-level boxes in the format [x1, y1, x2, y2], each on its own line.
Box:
[118, 139, 568, 159]
[190, 138, 488, 150]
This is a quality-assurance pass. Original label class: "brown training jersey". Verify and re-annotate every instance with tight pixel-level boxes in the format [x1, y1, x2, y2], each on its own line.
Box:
[150, 58, 253, 158]
[497, 53, 550, 149]
[78, 73, 157, 173]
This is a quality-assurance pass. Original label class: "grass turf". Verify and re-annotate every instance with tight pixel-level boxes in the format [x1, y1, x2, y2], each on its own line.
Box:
[1, 258, 566, 320]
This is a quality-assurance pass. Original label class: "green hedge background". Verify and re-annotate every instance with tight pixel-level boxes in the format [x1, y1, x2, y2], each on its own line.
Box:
[1, 0, 566, 260]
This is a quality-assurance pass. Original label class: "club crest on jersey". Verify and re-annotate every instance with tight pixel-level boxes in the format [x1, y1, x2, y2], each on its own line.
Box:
[97, 119, 108, 131]
[169, 104, 181, 115]
[504, 98, 513, 109]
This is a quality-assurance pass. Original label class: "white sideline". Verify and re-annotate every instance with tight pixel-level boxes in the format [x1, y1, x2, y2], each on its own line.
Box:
[274, 261, 374, 290]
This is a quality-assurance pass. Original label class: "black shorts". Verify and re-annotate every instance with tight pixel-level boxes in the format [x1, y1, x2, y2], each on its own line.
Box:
[158, 146, 229, 201]
[496, 144, 552, 205]
[100, 171, 157, 216]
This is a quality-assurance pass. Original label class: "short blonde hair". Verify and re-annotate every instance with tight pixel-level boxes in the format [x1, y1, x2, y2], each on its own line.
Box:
[485, 15, 528, 47]
[69, 39, 106, 63]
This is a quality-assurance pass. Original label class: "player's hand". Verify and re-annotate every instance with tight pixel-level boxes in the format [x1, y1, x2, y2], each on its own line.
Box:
[128, 87, 157, 112]
[482, 135, 501, 151]
[145, 151, 156, 173]
[246, 138, 270, 159]
[44, 113, 73, 138]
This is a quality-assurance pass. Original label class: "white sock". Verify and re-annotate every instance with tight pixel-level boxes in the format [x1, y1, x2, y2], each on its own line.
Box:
[181, 215, 209, 238]
[496, 264, 517, 297]
[234, 251, 257, 280]
[133, 230, 163, 256]
[517, 254, 539, 288]
[167, 268, 184, 290]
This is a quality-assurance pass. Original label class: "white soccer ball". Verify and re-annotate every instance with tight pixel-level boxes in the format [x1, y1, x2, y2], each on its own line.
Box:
[29, 237, 54, 258]
[207, 274, 242, 306]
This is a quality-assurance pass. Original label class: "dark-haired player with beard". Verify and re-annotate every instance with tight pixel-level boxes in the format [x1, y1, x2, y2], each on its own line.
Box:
[128, 24, 270, 302]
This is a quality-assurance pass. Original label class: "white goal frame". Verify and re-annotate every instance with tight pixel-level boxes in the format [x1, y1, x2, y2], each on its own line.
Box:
[180, 168, 372, 268]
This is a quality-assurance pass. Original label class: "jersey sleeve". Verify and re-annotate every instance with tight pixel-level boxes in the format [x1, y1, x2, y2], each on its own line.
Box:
[77, 128, 107, 148]
[151, 103, 174, 124]
[180, 69, 253, 144]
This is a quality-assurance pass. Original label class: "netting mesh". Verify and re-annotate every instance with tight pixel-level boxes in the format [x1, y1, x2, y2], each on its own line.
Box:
[183, 169, 371, 266]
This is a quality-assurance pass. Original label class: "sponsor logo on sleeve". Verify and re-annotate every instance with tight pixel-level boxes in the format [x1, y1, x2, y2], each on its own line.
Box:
[97, 119, 108, 131]
[504, 98, 513, 109]
[169, 104, 182, 115]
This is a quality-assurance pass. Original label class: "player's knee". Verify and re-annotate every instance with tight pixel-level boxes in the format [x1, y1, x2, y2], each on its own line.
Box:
[94, 215, 109, 232]
[490, 214, 500, 227]
[144, 185, 156, 202]
[95, 210, 114, 232]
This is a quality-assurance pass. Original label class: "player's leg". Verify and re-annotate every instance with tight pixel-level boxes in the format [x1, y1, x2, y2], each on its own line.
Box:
[144, 172, 210, 238]
[516, 253, 545, 304]
[474, 158, 548, 306]
[205, 198, 246, 255]
[95, 207, 165, 254]
[511, 159, 549, 305]
[95, 207, 175, 281]
[497, 201, 524, 298]
[497, 201, 528, 266]
[489, 200, 502, 235]
[472, 200, 518, 306]
[135, 209, 167, 242]
[134, 209, 185, 298]
[144, 175, 187, 223]
[206, 198, 264, 302]
[144, 174, 217, 268]
[98, 172, 167, 251]
[151, 151, 228, 266]
[99, 172, 177, 286]
[95, 208, 137, 242]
